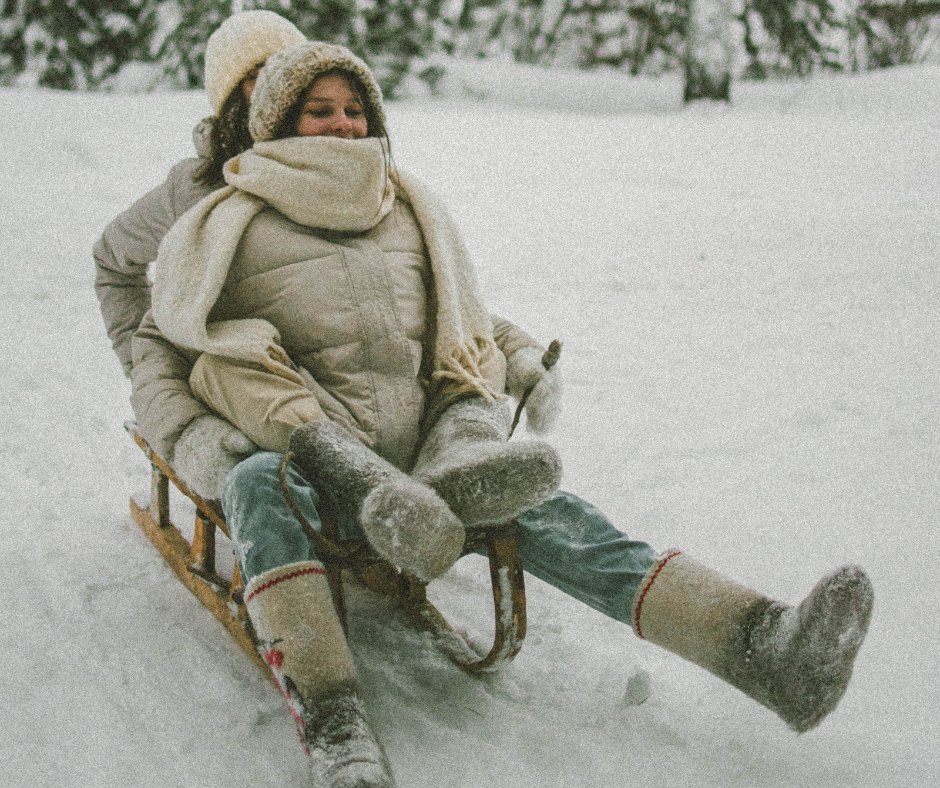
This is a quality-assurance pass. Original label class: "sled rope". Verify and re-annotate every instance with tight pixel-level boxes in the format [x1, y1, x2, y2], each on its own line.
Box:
[278, 451, 364, 564]
[508, 339, 562, 437]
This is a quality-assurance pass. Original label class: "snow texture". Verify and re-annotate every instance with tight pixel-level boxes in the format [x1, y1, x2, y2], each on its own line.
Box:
[1, 61, 938, 786]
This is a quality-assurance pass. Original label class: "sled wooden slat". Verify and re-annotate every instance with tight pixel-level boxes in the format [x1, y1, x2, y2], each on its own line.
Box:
[132, 428, 229, 534]
[126, 423, 527, 678]
[129, 491, 273, 680]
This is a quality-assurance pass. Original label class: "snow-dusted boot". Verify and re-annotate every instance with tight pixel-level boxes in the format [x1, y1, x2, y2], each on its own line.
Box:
[411, 396, 562, 526]
[244, 561, 396, 787]
[631, 551, 874, 733]
[289, 420, 465, 581]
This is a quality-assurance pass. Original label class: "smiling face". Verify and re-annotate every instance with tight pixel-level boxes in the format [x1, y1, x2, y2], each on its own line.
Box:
[294, 72, 369, 139]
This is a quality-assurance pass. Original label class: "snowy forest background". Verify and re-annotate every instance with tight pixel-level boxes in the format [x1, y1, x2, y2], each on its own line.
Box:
[2, 0, 940, 98]
[1, 58, 938, 787]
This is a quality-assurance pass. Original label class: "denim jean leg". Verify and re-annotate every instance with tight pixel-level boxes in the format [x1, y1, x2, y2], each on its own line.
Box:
[514, 491, 659, 626]
[222, 452, 325, 584]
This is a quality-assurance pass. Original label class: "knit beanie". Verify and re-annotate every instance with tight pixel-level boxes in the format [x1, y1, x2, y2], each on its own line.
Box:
[204, 10, 306, 114]
[249, 42, 386, 142]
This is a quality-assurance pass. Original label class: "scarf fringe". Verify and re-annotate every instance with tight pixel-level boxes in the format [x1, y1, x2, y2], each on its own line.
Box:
[430, 337, 504, 401]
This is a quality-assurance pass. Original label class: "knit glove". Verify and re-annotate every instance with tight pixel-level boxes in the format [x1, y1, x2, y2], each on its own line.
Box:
[505, 346, 562, 434]
[171, 414, 258, 500]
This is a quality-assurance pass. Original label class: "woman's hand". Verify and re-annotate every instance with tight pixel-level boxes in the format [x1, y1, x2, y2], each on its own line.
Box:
[505, 346, 563, 434]
[171, 414, 259, 500]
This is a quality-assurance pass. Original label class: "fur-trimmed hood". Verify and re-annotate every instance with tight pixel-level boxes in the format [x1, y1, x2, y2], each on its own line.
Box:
[249, 42, 386, 142]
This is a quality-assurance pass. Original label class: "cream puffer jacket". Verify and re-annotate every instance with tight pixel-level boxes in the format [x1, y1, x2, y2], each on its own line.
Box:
[129, 140, 541, 466]
[208, 196, 434, 469]
[131, 310, 535, 467]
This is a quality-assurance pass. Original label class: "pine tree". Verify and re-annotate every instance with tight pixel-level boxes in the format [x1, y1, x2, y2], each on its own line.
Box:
[0, 0, 157, 89]
[159, 0, 235, 90]
[569, 0, 685, 74]
[856, 1, 940, 68]
[355, 0, 442, 93]
[157, 0, 436, 97]
[741, 0, 844, 78]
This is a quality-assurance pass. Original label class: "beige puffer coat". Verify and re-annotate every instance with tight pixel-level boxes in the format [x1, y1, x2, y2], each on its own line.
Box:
[205, 196, 433, 469]
[132, 309, 537, 466]
[130, 139, 541, 466]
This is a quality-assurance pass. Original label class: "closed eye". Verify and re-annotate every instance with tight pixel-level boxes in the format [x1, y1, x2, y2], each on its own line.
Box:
[304, 103, 363, 115]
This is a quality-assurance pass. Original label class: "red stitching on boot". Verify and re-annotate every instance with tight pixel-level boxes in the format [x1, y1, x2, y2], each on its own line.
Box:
[262, 648, 285, 670]
[633, 551, 682, 640]
[245, 565, 327, 604]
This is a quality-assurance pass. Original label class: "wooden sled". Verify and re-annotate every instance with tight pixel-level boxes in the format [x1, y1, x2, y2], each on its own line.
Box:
[126, 423, 527, 682]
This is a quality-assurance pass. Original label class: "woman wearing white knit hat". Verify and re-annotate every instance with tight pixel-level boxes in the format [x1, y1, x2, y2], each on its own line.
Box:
[198, 9, 308, 188]
[93, 10, 305, 378]
[204, 9, 307, 116]
[132, 41, 874, 788]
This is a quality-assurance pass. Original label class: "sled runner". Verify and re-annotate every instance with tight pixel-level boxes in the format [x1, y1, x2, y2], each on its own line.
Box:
[126, 423, 527, 681]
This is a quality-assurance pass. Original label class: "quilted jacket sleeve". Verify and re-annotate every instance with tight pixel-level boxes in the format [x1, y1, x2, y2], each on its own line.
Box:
[93, 158, 209, 376]
[130, 310, 208, 461]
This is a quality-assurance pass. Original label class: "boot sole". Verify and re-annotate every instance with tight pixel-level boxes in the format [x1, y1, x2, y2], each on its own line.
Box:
[361, 480, 466, 581]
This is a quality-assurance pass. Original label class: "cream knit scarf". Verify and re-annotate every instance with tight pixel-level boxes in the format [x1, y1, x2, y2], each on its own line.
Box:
[152, 136, 502, 400]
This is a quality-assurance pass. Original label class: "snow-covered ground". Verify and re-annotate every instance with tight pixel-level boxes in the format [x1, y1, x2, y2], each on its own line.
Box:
[1, 62, 937, 786]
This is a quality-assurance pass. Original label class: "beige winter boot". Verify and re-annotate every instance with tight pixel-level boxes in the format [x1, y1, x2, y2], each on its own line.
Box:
[631, 551, 874, 733]
[411, 396, 562, 526]
[245, 561, 397, 787]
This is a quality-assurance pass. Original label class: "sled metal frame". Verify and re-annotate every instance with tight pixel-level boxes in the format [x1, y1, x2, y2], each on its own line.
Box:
[126, 424, 526, 681]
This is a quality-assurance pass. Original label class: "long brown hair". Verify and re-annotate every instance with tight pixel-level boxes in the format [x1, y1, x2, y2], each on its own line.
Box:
[194, 84, 254, 188]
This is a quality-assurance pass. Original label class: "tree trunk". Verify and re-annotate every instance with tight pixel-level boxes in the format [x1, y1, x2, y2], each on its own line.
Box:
[684, 0, 737, 103]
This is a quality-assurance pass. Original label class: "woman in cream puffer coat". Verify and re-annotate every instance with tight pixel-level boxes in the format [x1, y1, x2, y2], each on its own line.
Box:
[137, 41, 564, 554]
[95, 10, 556, 494]
[127, 36, 872, 788]
[128, 41, 571, 787]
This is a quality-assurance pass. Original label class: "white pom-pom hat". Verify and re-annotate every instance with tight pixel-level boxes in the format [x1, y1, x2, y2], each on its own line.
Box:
[204, 10, 306, 114]
[249, 42, 386, 142]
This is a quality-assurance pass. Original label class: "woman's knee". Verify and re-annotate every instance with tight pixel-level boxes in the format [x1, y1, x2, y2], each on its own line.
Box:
[222, 451, 281, 512]
[223, 451, 322, 520]
[223, 451, 283, 501]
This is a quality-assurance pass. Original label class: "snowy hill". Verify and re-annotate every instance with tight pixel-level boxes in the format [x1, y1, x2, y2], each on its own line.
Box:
[0, 62, 937, 786]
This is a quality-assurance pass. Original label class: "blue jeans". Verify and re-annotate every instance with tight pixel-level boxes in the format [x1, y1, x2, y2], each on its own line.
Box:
[223, 452, 658, 626]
